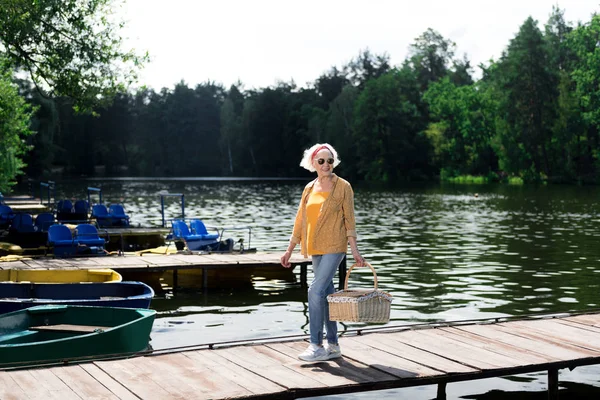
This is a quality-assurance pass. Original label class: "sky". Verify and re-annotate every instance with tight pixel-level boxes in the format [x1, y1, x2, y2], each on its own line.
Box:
[119, 0, 598, 91]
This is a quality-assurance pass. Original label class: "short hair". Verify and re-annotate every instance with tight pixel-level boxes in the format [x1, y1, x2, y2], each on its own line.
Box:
[299, 143, 341, 172]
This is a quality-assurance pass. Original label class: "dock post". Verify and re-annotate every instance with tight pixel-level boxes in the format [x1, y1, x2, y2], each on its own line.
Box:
[300, 265, 307, 288]
[172, 269, 178, 292]
[437, 382, 446, 400]
[548, 368, 558, 400]
[203, 267, 208, 290]
[338, 255, 347, 290]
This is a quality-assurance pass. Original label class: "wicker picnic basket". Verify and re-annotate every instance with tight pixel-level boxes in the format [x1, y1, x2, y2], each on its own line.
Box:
[327, 262, 392, 323]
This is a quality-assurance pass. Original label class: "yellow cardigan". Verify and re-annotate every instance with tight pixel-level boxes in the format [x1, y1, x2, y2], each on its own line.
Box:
[290, 174, 357, 257]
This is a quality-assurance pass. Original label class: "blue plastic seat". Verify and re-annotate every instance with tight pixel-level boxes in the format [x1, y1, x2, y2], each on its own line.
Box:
[34, 213, 55, 232]
[171, 220, 203, 241]
[56, 199, 75, 222]
[11, 213, 35, 233]
[47, 225, 78, 256]
[190, 220, 219, 240]
[73, 200, 90, 221]
[91, 204, 112, 228]
[74, 224, 106, 247]
[0, 205, 15, 229]
[172, 220, 220, 251]
[108, 204, 130, 226]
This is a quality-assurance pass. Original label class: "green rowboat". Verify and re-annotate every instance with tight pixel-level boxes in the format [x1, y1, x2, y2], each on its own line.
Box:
[0, 305, 155, 368]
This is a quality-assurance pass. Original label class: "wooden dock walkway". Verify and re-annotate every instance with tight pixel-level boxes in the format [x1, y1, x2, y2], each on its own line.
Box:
[3, 312, 600, 399]
[0, 253, 315, 288]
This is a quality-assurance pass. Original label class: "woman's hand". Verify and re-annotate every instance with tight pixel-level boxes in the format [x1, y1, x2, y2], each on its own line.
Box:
[281, 250, 292, 268]
[352, 251, 366, 267]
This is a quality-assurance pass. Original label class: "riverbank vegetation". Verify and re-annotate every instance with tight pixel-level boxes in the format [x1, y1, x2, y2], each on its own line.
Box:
[1, 3, 599, 192]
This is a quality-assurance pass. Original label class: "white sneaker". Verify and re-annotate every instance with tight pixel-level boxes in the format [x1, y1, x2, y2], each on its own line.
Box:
[325, 343, 342, 359]
[298, 343, 328, 361]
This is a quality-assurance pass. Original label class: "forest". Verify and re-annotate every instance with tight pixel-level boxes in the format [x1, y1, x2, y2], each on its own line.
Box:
[1, 2, 600, 192]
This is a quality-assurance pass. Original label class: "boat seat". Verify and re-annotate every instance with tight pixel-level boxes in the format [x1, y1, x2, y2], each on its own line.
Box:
[11, 213, 36, 233]
[0, 205, 15, 229]
[189, 220, 219, 240]
[91, 204, 112, 228]
[56, 199, 76, 222]
[47, 225, 79, 256]
[29, 324, 111, 333]
[73, 199, 90, 221]
[34, 213, 55, 232]
[74, 224, 106, 247]
[171, 220, 204, 241]
[108, 204, 130, 227]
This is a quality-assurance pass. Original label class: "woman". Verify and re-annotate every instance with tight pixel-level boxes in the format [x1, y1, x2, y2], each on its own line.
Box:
[281, 143, 365, 362]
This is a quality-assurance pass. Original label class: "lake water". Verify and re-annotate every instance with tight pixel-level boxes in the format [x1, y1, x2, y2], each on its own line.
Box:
[53, 178, 600, 399]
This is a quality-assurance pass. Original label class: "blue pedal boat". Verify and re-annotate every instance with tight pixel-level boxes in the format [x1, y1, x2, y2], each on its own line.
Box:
[0, 281, 154, 314]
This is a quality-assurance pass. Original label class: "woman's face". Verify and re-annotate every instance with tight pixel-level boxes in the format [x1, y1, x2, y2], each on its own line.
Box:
[313, 150, 334, 177]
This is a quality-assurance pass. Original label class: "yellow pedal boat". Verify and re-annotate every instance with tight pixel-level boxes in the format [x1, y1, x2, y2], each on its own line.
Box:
[0, 268, 122, 283]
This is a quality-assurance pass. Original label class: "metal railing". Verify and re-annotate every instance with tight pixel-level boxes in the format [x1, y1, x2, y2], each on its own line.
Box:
[160, 193, 185, 227]
[39, 181, 55, 206]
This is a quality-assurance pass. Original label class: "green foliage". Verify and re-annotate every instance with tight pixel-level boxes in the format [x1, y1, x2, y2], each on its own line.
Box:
[409, 28, 457, 91]
[0, 0, 148, 113]
[0, 59, 36, 191]
[492, 17, 558, 181]
[424, 77, 498, 176]
[6, 6, 600, 187]
[352, 71, 428, 182]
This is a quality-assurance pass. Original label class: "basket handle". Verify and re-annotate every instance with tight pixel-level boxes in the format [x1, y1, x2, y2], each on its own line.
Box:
[344, 262, 378, 291]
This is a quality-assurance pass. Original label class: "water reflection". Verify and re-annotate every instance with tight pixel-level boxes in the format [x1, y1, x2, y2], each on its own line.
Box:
[53, 178, 600, 398]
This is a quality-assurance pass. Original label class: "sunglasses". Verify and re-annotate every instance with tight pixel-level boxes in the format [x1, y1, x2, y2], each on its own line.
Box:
[317, 158, 334, 165]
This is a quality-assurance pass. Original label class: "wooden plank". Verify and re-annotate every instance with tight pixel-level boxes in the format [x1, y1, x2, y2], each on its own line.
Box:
[316, 337, 443, 379]
[93, 357, 179, 399]
[266, 341, 401, 385]
[0, 261, 28, 269]
[52, 365, 121, 399]
[437, 326, 554, 365]
[506, 320, 600, 352]
[183, 349, 287, 397]
[6, 369, 80, 400]
[348, 332, 477, 374]
[0, 371, 37, 400]
[141, 352, 255, 399]
[563, 314, 600, 328]
[215, 344, 326, 389]
[455, 324, 597, 361]
[22, 259, 72, 268]
[80, 363, 140, 400]
[125, 354, 221, 399]
[30, 324, 111, 333]
[556, 318, 600, 333]
[389, 328, 523, 369]
[27, 368, 83, 399]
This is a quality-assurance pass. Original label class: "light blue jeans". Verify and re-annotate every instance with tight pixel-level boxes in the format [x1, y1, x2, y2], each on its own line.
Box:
[309, 252, 345, 346]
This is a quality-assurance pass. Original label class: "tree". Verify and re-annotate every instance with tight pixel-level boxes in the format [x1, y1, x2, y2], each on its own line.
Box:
[408, 28, 457, 91]
[0, 59, 36, 191]
[0, 0, 146, 189]
[345, 49, 391, 88]
[494, 17, 557, 180]
[424, 78, 498, 177]
[570, 14, 600, 180]
[352, 71, 428, 182]
[0, 0, 148, 113]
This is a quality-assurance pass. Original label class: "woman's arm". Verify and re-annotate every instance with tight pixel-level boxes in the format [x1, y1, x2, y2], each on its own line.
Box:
[348, 236, 365, 266]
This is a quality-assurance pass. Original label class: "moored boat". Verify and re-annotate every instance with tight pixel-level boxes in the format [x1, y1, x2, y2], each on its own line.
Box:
[0, 305, 155, 368]
[0, 281, 154, 314]
[0, 268, 122, 283]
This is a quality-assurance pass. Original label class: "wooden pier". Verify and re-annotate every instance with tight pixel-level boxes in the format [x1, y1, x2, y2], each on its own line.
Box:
[0, 253, 316, 289]
[2, 312, 600, 399]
